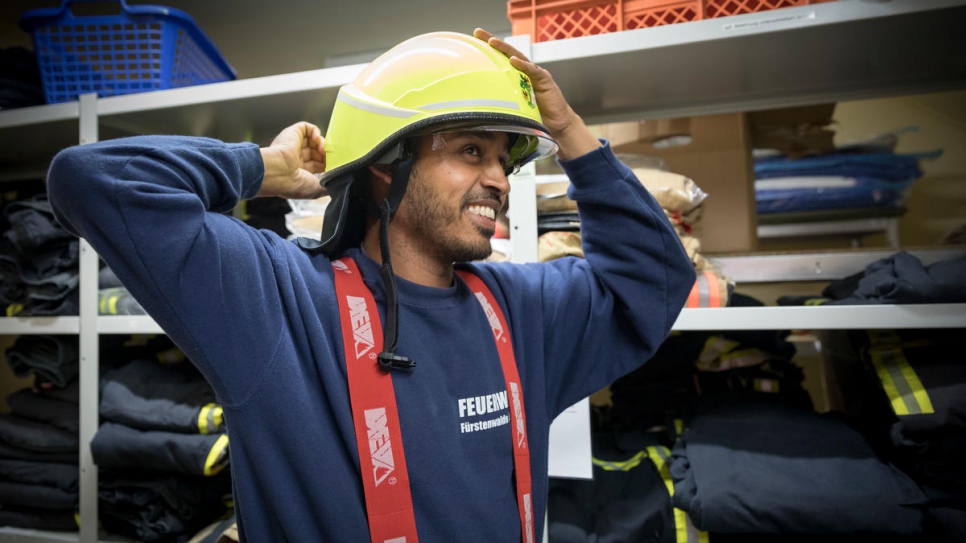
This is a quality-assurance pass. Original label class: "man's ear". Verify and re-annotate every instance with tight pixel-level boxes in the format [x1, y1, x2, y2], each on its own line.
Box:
[368, 164, 393, 187]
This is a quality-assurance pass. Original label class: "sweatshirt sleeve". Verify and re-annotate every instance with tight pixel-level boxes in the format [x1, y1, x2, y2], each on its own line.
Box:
[46, 136, 284, 405]
[482, 141, 695, 419]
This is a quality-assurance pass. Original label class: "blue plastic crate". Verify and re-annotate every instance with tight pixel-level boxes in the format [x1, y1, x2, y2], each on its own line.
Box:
[19, 0, 236, 104]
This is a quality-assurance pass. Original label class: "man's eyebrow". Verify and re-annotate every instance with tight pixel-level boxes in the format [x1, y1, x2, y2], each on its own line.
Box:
[443, 130, 499, 140]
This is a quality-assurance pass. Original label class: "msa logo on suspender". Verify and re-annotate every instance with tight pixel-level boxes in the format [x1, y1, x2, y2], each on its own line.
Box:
[508, 382, 527, 449]
[473, 291, 504, 341]
[364, 408, 396, 486]
[346, 295, 375, 358]
[524, 493, 534, 543]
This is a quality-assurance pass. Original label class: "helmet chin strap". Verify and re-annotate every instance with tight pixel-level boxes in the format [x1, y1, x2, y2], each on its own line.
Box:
[376, 151, 416, 372]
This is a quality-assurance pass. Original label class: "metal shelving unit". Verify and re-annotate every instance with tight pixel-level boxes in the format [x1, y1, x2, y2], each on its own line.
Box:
[1, 1, 964, 541]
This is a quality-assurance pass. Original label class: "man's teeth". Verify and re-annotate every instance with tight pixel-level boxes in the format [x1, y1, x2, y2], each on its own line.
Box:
[467, 205, 496, 220]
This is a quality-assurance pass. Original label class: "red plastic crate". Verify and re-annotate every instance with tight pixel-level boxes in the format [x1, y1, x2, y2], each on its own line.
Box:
[507, 0, 837, 42]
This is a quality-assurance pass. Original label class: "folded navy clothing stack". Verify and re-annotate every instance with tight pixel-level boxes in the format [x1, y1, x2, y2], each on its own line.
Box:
[847, 329, 966, 541]
[0, 194, 79, 316]
[5, 334, 78, 388]
[669, 395, 927, 536]
[754, 149, 940, 215]
[0, 385, 80, 532]
[91, 352, 232, 542]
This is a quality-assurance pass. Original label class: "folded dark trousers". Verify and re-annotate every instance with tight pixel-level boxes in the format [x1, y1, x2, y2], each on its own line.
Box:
[0, 440, 76, 463]
[0, 480, 77, 509]
[98, 470, 231, 542]
[100, 469, 232, 523]
[669, 395, 927, 535]
[7, 387, 78, 434]
[0, 506, 77, 531]
[5, 335, 79, 388]
[91, 422, 225, 476]
[103, 359, 216, 407]
[0, 413, 77, 453]
[100, 379, 217, 434]
[99, 486, 187, 542]
[0, 459, 77, 491]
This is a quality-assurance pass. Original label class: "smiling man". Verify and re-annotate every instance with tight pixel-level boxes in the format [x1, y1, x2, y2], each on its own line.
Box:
[46, 29, 695, 543]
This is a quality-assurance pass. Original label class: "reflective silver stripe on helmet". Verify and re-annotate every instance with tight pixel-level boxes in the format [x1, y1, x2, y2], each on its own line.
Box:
[338, 88, 416, 118]
[421, 99, 521, 111]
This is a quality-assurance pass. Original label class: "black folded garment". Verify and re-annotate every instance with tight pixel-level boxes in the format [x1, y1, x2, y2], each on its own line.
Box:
[0, 459, 77, 492]
[7, 387, 78, 434]
[100, 378, 222, 435]
[0, 440, 76, 463]
[0, 480, 77, 510]
[670, 394, 927, 536]
[0, 413, 77, 453]
[5, 334, 79, 388]
[91, 422, 228, 477]
[0, 506, 77, 532]
[99, 469, 232, 542]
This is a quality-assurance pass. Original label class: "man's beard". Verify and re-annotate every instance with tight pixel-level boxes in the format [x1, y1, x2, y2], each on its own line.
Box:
[401, 176, 495, 263]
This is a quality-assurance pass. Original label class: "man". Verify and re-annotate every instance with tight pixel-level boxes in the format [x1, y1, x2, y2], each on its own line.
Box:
[48, 28, 694, 542]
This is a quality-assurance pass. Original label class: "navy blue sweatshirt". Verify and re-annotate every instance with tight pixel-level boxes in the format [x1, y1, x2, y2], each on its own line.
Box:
[47, 136, 694, 542]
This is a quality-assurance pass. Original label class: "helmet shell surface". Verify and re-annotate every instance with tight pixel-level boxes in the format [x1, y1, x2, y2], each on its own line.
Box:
[313, 31, 557, 255]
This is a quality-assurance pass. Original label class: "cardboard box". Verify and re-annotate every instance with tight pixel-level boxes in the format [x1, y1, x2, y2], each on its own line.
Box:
[749, 103, 836, 158]
[594, 112, 757, 254]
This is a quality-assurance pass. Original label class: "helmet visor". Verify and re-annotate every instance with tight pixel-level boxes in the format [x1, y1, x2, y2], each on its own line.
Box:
[420, 124, 558, 176]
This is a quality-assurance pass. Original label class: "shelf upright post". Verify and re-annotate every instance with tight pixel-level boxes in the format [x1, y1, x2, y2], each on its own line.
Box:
[505, 34, 539, 266]
[77, 92, 100, 543]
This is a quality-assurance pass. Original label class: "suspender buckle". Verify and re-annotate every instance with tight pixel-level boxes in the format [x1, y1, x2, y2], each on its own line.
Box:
[377, 352, 417, 372]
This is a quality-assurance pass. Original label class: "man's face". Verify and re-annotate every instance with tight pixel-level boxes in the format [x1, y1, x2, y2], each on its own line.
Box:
[396, 130, 512, 263]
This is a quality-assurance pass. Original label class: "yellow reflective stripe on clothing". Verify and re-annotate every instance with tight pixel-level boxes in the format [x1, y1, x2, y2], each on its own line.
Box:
[646, 446, 675, 496]
[203, 434, 230, 476]
[646, 445, 708, 543]
[198, 403, 223, 434]
[592, 450, 646, 472]
[98, 289, 121, 314]
[870, 345, 934, 416]
[5, 303, 23, 317]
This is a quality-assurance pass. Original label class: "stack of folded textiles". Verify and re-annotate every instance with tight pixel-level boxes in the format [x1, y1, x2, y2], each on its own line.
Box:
[0, 335, 81, 532]
[754, 129, 942, 216]
[0, 194, 79, 316]
[559, 294, 814, 542]
[844, 328, 966, 541]
[93, 338, 233, 542]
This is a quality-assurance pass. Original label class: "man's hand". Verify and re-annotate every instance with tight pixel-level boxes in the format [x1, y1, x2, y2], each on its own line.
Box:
[258, 122, 328, 199]
[474, 28, 601, 161]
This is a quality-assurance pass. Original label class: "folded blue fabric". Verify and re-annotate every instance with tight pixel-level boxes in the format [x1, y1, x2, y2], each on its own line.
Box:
[670, 396, 927, 535]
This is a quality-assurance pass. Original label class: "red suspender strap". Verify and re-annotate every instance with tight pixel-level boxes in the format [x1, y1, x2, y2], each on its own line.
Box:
[332, 257, 533, 543]
[456, 270, 535, 543]
[332, 257, 419, 543]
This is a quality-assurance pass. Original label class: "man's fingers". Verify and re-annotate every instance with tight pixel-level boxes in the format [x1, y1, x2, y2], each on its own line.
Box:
[474, 27, 531, 63]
